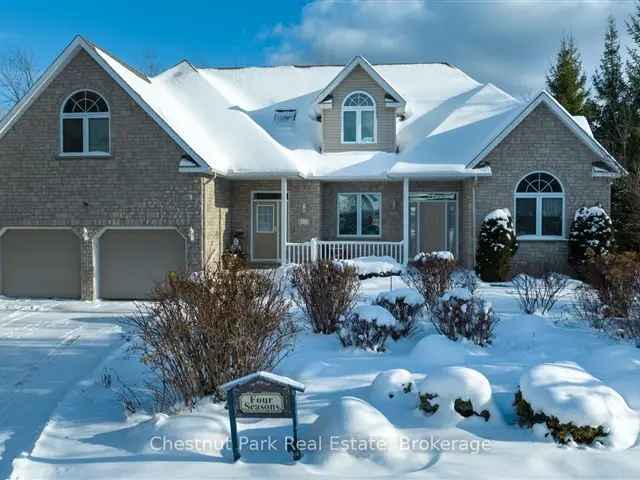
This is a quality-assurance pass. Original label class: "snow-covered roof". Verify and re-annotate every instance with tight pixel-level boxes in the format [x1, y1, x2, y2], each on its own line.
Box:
[0, 36, 624, 179]
[220, 371, 305, 392]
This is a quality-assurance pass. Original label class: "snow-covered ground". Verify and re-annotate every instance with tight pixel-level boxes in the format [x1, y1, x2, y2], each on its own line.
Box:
[2, 278, 640, 479]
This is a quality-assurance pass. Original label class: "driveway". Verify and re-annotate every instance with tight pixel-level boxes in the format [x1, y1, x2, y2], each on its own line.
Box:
[0, 298, 134, 479]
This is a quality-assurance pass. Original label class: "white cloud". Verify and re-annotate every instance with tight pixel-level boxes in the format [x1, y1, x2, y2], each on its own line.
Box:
[263, 0, 633, 95]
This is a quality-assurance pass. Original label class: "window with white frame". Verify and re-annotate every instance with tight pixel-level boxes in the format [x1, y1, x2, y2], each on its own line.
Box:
[342, 92, 376, 144]
[61, 90, 110, 155]
[514, 172, 564, 238]
[256, 204, 276, 233]
[338, 193, 381, 236]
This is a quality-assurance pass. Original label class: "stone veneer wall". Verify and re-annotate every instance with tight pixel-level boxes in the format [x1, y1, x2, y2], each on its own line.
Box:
[0, 49, 205, 299]
[475, 102, 613, 273]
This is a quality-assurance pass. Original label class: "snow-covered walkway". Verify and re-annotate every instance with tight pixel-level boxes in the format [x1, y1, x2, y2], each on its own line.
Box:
[0, 299, 132, 479]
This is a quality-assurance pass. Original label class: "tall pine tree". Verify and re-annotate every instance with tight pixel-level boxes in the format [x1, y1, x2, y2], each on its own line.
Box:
[626, 0, 640, 172]
[546, 35, 590, 116]
[593, 16, 630, 164]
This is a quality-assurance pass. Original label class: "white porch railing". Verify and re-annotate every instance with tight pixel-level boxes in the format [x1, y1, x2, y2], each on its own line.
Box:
[285, 239, 404, 264]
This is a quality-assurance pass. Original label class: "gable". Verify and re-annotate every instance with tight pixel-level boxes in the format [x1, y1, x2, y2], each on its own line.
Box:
[314, 56, 406, 111]
[468, 92, 624, 176]
[0, 37, 213, 174]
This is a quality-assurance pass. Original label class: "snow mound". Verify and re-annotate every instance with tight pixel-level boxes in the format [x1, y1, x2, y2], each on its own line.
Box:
[353, 304, 398, 327]
[90, 412, 229, 456]
[339, 256, 402, 277]
[307, 396, 425, 472]
[376, 288, 425, 307]
[370, 369, 419, 409]
[418, 367, 495, 422]
[520, 362, 640, 449]
[411, 334, 475, 366]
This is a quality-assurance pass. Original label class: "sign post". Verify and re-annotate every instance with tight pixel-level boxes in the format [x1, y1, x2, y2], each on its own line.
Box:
[220, 371, 306, 462]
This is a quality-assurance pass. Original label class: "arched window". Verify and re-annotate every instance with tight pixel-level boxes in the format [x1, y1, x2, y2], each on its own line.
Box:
[514, 172, 564, 238]
[61, 90, 110, 155]
[342, 91, 376, 144]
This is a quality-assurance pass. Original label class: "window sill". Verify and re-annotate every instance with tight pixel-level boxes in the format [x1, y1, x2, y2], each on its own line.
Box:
[56, 153, 112, 160]
[517, 236, 567, 242]
[336, 235, 383, 240]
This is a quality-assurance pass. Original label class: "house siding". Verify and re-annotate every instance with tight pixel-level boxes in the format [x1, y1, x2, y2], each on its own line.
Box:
[322, 65, 396, 153]
[0, 49, 206, 299]
[475, 102, 612, 273]
[203, 176, 231, 266]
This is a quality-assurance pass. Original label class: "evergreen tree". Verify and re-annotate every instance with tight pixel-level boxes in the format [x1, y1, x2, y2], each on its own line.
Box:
[626, 0, 640, 171]
[593, 16, 631, 164]
[546, 35, 590, 116]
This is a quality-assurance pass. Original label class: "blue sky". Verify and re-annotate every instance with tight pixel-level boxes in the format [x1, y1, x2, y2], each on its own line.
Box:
[0, 0, 636, 95]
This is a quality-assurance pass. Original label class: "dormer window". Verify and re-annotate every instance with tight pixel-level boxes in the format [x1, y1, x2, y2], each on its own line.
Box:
[61, 90, 110, 155]
[342, 91, 376, 144]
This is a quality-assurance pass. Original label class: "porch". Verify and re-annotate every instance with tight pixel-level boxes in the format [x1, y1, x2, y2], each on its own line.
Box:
[228, 178, 474, 267]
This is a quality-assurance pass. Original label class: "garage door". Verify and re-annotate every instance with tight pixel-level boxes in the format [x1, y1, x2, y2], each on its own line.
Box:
[99, 229, 185, 300]
[1, 229, 81, 299]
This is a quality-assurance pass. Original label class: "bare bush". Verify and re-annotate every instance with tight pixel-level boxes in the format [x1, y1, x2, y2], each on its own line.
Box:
[337, 309, 394, 352]
[512, 273, 568, 315]
[291, 260, 360, 334]
[405, 252, 457, 308]
[431, 289, 498, 346]
[129, 266, 295, 408]
[374, 289, 425, 339]
[573, 285, 608, 330]
[453, 268, 479, 294]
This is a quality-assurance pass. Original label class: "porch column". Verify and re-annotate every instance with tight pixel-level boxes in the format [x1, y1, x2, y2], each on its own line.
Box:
[403, 177, 409, 265]
[281, 177, 288, 266]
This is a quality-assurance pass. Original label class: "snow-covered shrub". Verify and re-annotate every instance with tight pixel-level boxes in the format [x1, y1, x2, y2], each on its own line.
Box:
[418, 367, 493, 422]
[337, 305, 397, 351]
[405, 251, 456, 308]
[370, 369, 418, 409]
[516, 362, 639, 449]
[375, 288, 425, 339]
[291, 260, 360, 334]
[431, 288, 498, 346]
[453, 268, 479, 294]
[476, 209, 518, 282]
[129, 266, 294, 407]
[307, 396, 424, 472]
[339, 256, 402, 279]
[411, 334, 472, 366]
[511, 272, 568, 314]
[568, 206, 614, 268]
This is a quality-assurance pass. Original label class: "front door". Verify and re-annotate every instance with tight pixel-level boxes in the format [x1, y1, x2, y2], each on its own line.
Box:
[419, 203, 446, 253]
[409, 193, 458, 258]
[252, 200, 280, 261]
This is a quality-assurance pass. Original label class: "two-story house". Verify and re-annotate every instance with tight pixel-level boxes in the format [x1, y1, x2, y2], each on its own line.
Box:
[0, 36, 624, 300]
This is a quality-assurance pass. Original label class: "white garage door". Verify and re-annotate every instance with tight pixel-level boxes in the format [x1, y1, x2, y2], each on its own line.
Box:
[98, 229, 186, 300]
[1, 229, 81, 299]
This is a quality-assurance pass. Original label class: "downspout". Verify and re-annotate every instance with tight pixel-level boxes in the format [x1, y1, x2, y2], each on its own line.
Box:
[472, 175, 477, 268]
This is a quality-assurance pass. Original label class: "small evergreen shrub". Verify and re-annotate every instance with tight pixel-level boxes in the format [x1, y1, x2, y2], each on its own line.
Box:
[405, 251, 456, 308]
[291, 260, 360, 334]
[514, 390, 607, 445]
[337, 305, 396, 352]
[568, 206, 614, 269]
[431, 288, 498, 346]
[374, 289, 425, 339]
[476, 209, 518, 282]
[418, 393, 490, 421]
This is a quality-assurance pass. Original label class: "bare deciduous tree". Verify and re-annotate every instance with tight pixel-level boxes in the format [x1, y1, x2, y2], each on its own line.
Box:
[0, 48, 37, 110]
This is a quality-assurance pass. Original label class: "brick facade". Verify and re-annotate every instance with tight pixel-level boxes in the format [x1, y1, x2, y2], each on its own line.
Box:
[0, 49, 211, 299]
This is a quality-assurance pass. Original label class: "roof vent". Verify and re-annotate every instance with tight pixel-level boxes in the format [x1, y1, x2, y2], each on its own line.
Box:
[274, 109, 297, 126]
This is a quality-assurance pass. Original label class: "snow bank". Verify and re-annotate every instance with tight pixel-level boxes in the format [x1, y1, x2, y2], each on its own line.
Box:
[307, 396, 424, 472]
[369, 369, 418, 409]
[90, 412, 230, 456]
[418, 367, 495, 422]
[376, 288, 425, 307]
[353, 305, 398, 327]
[340, 256, 402, 277]
[520, 362, 639, 449]
[411, 334, 476, 367]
